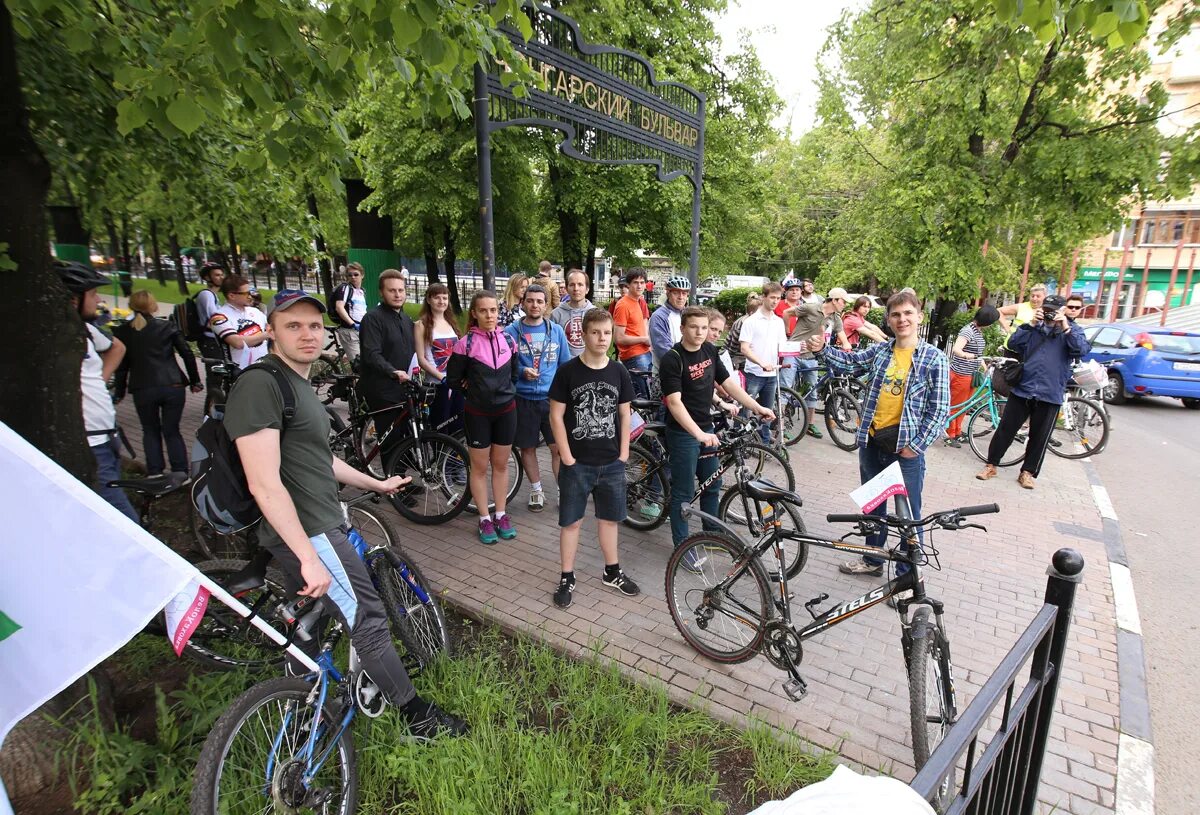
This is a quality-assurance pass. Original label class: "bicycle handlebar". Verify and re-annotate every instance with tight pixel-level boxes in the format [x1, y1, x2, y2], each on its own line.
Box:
[825, 502, 999, 527]
[956, 503, 1000, 517]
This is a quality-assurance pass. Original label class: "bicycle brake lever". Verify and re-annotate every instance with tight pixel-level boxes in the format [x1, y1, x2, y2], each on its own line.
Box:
[957, 522, 987, 532]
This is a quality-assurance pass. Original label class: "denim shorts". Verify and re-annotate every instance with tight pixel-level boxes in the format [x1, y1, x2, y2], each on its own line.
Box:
[514, 396, 555, 449]
[558, 459, 627, 527]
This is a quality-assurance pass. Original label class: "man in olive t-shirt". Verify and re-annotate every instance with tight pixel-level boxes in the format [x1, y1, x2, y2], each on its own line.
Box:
[224, 289, 467, 740]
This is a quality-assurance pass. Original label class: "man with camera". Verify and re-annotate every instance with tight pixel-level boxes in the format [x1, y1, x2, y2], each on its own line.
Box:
[977, 294, 1090, 489]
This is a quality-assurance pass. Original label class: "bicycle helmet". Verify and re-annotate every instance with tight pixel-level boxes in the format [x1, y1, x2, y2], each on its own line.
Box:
[782, 276, 802, 290]
[54, 260, 111, 295]
[665, 275, 691, 291]
[199, 262, 225, 280]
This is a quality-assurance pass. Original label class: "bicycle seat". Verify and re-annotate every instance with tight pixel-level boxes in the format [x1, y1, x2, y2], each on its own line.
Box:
[641, 421, 666, 434]
[330, 372, 359, 381]
[106, 474, 186, 498]
[222, 555, 270, 595]
[631, 398, 660, 412]
[743, 479, 803, 507]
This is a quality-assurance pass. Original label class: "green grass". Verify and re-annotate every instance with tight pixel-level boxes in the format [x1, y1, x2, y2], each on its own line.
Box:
[68, 618, 832, 814]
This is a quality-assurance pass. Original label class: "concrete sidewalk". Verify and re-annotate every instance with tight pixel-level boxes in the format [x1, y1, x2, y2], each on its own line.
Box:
[115, 390, 1121, 814]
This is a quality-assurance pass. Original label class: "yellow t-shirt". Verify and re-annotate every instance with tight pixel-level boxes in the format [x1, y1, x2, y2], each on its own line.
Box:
[872, 347, 914, 432]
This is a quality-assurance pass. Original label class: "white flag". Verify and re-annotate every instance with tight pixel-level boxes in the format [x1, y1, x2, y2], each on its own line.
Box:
[0, 422, 202, 754]
[848, 460, 908, 513]
[163, 579, 211, 657]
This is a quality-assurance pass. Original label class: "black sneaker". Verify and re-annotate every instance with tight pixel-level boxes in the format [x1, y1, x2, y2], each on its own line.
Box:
[602, 570, 640, 597]
[404, 702, 469, 740]
[553, 576, 575, 608]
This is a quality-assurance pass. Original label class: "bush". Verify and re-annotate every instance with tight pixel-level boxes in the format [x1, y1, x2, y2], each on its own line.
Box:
[711, 287, 760, 322]
[944, 309, 1006, 356]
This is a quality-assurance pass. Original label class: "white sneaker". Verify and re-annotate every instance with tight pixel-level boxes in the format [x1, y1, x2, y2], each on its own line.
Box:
[528, 489, 545, 513]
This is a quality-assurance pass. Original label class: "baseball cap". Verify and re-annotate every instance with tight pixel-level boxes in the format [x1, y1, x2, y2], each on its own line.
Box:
[1042, 294, 1067, 311]
[272, 289, 326, 313]
[826, 287, 850, 302]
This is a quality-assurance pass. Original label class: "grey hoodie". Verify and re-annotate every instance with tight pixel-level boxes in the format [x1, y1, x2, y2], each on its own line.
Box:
[549, 299, 594, 358]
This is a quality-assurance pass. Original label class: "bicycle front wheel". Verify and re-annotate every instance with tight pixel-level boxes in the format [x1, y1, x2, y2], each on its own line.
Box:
[907, 607, 957, 811]
[369, 547, 450, 672]
[739, 442, 796, 490]
[182, 560, 289, 672]
[665, 533, 772, 664]
[716, 487, 808, 580]
[778, 387, 808, 447]
[824, 388, 861, 452]
[384, 432, 471, 525]
[623, 444, 669, 532]
[966, 398, 1025, 467]
[190, 676, 357, 815]
[1048, 396, 1109, 459]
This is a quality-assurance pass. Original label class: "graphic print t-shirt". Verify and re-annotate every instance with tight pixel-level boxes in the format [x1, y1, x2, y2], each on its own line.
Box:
[660, 342, 730, 430]
[872, 346, 913, 432]
[209, 304, 268, 369]
[549, 357, 633, 465]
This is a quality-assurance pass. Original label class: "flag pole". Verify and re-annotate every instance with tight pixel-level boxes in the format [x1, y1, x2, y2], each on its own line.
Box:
[194, 573, 323, 673]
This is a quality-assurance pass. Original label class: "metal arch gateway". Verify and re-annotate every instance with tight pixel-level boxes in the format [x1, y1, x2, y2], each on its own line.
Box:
[473, 1, 706, 291]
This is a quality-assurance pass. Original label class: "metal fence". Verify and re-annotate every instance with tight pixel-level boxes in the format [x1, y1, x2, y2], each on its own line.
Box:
[910, 548, 1085, 814]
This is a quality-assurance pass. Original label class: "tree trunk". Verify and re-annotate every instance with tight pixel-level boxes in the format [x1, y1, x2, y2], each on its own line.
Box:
[150, 220, 165, 284]
[227, 223, 238, 277]
[548, 161, 583, 270]
[307, 194, 334, 298]
[169, 231, 187, 296]
[422, 222, 441, 285]
[928, 297, 960, 350]
[104, 211, 120, 271]
[443, 223, 461, 314]
[120, 216, 132, 276]
[275, 258, 286, 291]
[585, 215, 598, 295]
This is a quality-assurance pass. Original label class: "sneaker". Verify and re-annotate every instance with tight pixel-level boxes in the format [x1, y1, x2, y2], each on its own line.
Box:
[635, 499, 662, 520]
[553, 576, 575, 608]
[887, 589, 913, 609]
[404, 702, 470, 740]
[943, 436, 961, 448]
[602, 570, 640, 597]
[478, 518, 498, 545]
[528, 489, 545, 513]
[806, 424, 823, 439]
[1017, 471, 1036, 490]
[495, 514, 517, 540]
[680, 549, 708, 575]
[838, 560, 883, 576]
[165, 471, 191, 489]
[975, 464, 998, 481]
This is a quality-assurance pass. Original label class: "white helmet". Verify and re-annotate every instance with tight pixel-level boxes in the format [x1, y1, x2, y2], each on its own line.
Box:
[665, 275, 691, 291]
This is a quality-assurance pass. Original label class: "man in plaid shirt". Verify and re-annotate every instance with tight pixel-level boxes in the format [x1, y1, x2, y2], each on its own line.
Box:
[806, 291, 949, 597]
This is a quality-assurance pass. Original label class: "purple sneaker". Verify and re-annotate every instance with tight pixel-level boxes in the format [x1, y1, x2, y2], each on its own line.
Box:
[478, 517, 498, 545]
[495, 514, 517, 540]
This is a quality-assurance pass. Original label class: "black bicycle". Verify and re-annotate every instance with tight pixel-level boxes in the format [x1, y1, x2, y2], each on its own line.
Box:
[665, 485, 999, 811]
[778, 367, 866, 452]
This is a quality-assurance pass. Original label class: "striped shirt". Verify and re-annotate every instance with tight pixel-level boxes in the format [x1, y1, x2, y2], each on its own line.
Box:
[949, 324, 984, 377]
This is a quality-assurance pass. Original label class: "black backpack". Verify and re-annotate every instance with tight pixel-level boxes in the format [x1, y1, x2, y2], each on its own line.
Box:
[190, 360, 296, 534]
[174, 292, 207, 342]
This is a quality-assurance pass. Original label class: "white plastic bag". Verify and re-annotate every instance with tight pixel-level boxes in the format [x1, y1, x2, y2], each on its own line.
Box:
[746, 765, 936, 815]
[1071, 359, 1107, 390]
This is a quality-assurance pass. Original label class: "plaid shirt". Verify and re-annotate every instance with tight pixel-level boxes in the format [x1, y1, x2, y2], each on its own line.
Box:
[817, 340, 950, 454]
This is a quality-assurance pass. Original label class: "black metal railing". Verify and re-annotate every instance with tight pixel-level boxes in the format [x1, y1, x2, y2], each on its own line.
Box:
[910, 547, 1085, 814]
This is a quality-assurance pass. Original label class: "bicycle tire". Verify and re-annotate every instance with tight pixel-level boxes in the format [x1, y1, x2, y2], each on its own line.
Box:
[181, 559, 290, 672]
[824, 388, 861, 452]
[190, 676, 357, 815]
[622, 444, 670, 532]
[191, 510, 253, 560]
[369, 547, 450, 672]
[383, 432, 471, 525]
[907, 607, 957, 811]
[463, 437, 524, 512]
[739, 442, 796, 491]
[1048, 396, 1109, 460]
[356, 416, 386, 479]
[326, 406, 356, 465]
[716, 487, 809, 580]
[966, 398, 1025, 467]
[778, 387, 808, 447]
[665, 532, 772, 664]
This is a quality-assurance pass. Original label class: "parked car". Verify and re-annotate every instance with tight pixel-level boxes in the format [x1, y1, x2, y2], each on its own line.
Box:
[1081, 324, 1200, 409]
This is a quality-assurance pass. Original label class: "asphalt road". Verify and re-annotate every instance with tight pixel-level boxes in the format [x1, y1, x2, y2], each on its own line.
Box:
[1091, 395, 1200, 815]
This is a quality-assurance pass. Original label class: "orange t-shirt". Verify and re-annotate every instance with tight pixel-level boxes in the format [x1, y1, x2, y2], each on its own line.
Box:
[613, 295, 652, 360]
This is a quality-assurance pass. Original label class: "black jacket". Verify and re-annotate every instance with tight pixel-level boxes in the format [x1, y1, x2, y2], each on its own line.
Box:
[113, 313, 201, 398]
[358, 304, 416, 407]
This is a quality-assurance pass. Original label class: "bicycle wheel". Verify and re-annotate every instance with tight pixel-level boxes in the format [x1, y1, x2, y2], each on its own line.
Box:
[182, 560, 289, 672]
[716, 487, 808, 579]
[665, 533, 771, 663]
[824, 388, 861, 452]
[356, 416, 386, 479]
[326, 406, 356, 465]
[623, 444, 669, 532]
[966, 399, 1025, 467]
[383, 432, 471, 525]
[191, 510, 253, 560]
[464, 438, 524, 513]
[778, 387, 808, 447]
[369, 547, 450, 672]
[907, 607, 957, 811]
[1048, 396, 1109, 459]
[739, 442, 796, 490]
[190, 676, 357, 815]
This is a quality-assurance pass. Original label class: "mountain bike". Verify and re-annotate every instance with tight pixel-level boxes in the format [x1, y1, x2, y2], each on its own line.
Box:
[778, 366, 867, 452]
[182, 493, 449, 674]
[664, 485, 999, 811]
[1046, 390, 1110, 460]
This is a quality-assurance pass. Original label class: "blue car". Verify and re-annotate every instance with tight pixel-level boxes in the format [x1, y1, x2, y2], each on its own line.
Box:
[1081, 324, 1200, 409]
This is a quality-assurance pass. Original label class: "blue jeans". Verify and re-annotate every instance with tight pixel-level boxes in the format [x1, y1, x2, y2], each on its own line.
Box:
[623, 352, 653, 398]
[667, 426, 721, 547]
[133, 385, 188, 475]
[794, 357, 820, 407]
[93, 436, 139, 523]
[778, 360, 796, 391]
[742, 373, 778, 444]
[857, 442, 925, 576]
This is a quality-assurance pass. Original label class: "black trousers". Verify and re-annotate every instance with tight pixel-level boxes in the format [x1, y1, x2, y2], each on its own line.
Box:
[986, 394, 1058, 477]
[268, 527, 416, 706]
[132, 385, 187, 474]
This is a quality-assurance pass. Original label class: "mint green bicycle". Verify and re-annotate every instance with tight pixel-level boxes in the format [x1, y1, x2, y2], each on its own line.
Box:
[947, 357, 1027, 467]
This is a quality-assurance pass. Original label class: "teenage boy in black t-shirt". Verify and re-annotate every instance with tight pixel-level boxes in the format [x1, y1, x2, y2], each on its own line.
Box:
[548, 308, 636, 608]
[661, 307, 775, 562]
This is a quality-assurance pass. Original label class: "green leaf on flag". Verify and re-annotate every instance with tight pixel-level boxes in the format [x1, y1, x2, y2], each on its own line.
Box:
[0, 610, 21, 642]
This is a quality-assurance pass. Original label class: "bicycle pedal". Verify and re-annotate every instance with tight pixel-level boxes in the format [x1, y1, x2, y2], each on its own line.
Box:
[782, 677, 808, 702]
[803, 593, 829, 618]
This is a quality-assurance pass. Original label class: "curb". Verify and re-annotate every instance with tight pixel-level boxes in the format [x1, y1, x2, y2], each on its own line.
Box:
[1080, 458, 1154, 815]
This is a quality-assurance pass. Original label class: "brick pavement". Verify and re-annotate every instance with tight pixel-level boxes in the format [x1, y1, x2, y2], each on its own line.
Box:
[116, 389, 1121, 814]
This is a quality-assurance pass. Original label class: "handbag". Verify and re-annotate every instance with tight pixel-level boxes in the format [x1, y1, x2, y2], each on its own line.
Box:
[990, 361, 1023, 397]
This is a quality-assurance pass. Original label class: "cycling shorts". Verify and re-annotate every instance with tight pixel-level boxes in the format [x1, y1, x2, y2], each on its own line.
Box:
[464, 403, 517, 449]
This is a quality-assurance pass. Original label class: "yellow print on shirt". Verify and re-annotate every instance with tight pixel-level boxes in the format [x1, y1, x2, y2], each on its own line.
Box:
[882, 355, 910, 396]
